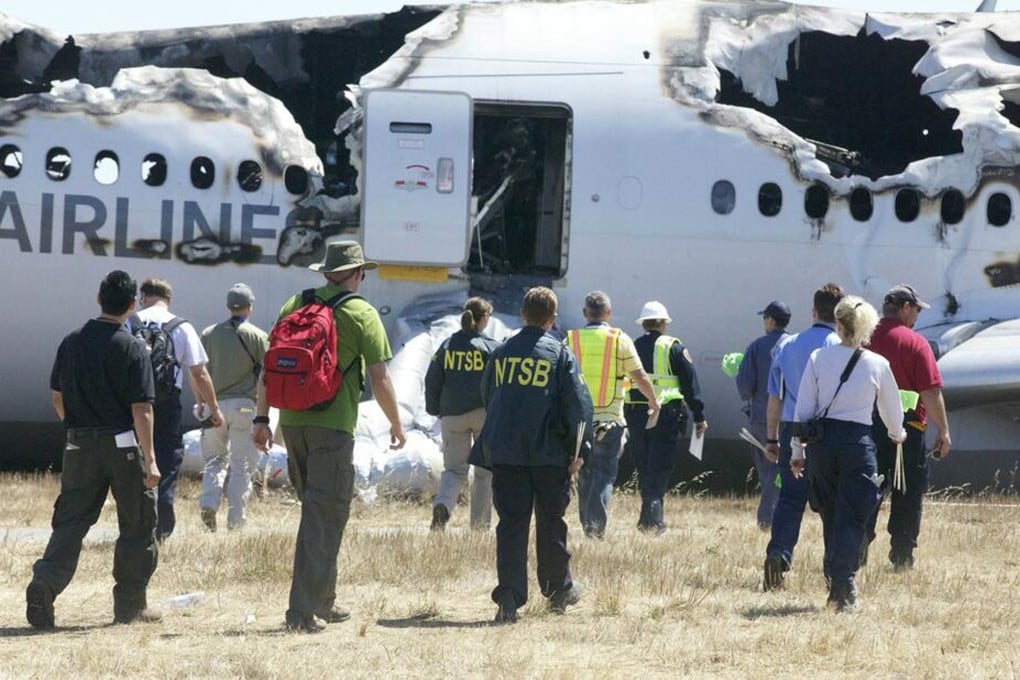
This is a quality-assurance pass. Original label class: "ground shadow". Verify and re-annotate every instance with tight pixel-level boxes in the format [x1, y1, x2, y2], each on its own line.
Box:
[0, 624, 104, 637]
[376, 615, 491, 629]
[742, 604, 818, 619]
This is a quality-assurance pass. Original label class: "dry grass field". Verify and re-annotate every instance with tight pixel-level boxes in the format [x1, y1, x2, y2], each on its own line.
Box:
[0, 472, 1018, 679]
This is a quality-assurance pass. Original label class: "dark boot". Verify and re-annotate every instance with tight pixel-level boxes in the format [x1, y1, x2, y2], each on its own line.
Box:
[26, 581, 54, 630]
[649, 499, 667, 535]
[763, 555, 786, 592]
[637, 499, 652, 531]
[493, 591, 518, 624]
[829, 578, 859, 612]
[430, 504, 450, 531]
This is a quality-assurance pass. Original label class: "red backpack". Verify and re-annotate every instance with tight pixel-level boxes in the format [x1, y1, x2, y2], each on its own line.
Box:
[264, 289, 361, 411]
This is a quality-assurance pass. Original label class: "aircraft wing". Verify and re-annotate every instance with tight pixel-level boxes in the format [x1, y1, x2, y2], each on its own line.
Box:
[926, 319, 1020, 409]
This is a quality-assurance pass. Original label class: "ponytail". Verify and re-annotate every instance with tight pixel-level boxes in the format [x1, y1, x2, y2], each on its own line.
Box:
[461, 296, 494, 332]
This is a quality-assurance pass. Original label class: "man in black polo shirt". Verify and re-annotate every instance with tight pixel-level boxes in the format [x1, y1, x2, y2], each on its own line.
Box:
[26, 270, 162, 629]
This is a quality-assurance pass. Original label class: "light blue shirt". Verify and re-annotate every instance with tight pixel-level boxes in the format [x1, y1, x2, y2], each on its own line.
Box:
[767, 323, 839, 422]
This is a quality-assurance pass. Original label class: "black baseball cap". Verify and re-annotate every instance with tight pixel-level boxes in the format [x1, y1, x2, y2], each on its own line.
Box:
[884, 284, 930, 310]
[758, 300, 791, 322]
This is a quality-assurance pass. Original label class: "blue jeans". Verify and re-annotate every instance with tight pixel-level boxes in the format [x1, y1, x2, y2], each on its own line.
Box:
[577, 423, 624, 536]
[153, 393, 183, 542]
[765, 423, 809, 570]
[806, 419, 882, 582]
[750, 420, 780, 528]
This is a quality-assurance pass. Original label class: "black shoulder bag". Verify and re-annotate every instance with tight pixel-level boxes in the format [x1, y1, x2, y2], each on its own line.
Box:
[790, 349, 863, 444]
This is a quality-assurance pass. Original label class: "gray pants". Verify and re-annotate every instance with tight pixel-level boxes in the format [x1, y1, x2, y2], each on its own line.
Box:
[199, 397, 262, 529]
[434, 408, 492, 529]
[281, 426, 354, 621]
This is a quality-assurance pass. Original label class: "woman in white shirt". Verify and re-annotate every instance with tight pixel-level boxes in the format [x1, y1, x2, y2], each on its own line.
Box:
[792, 296, 906, 612]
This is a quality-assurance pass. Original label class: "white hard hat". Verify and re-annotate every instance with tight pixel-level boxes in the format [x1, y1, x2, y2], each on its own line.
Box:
[636, 301, 671, 323]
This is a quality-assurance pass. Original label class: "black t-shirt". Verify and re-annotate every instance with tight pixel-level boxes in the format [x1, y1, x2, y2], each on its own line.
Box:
[50, 319, 155, 429]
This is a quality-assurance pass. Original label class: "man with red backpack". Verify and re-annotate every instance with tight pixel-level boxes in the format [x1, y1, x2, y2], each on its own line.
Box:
[253, 241, 406, 633]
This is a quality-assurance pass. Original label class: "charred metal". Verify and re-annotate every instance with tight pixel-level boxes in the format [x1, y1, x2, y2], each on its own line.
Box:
[716, 30, 963, 180]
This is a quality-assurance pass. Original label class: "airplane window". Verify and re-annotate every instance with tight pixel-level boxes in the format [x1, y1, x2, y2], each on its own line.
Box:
[987, 192, 1011, 227]
[191, 156, 215, 190]
[94, 150, 119, 185]
[758, 182, 782, 217]
[894, 189, 920, 222]
[238, 160, 263, 192]
[46, 147, 71, 181]
[941, 189, 964, 225]
[285, 165, 309, 195]
[710, 180, 735, 215]
[849, 187, 873, 221]
[0, 144, 22, 178]
[804, 184, 829, 219]
[142, 153, 167, 187]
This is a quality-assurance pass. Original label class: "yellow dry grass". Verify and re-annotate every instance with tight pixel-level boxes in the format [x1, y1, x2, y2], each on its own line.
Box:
[0, 473, 1018, 679]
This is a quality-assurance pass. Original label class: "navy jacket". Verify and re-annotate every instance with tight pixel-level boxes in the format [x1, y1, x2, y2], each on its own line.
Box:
[735, 328, 789, 424]
[424, 329, 500, 417]
[470, 325, 593, 468]
[629, 330, 706, 422]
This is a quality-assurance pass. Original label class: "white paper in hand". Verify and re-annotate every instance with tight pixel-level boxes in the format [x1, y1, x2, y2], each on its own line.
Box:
[689, 430, 704, 460]
[645, 408, 659, 430]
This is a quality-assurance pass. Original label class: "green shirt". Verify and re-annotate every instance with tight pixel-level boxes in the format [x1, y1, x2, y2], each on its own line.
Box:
[201, 317, 269, 401]
[276, 283, 392, 434]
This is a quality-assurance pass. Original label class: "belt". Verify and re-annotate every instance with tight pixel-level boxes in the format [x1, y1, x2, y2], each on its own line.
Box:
[66, 426, 124, 440]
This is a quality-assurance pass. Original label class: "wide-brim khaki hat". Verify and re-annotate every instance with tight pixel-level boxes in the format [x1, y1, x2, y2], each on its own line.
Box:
[309, 240, 379, 273]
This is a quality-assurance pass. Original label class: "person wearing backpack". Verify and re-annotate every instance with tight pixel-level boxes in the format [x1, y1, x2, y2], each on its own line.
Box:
[135, 278, 222, 541]
[198, 283, 269, 532]
[253, 240, 406, 633]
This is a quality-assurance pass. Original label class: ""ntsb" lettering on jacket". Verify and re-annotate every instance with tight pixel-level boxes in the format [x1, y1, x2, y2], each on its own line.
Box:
[493, 357, 551, 387]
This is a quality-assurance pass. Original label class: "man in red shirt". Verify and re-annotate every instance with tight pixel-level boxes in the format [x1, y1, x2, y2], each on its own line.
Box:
[864, 284, 951, 570]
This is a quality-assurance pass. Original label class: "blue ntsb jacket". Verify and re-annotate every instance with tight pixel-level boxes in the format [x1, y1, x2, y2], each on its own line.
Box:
[424, 329, 501, 417]
[470, 325, 593, 469]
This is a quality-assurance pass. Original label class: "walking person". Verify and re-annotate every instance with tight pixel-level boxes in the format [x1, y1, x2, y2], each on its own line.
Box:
[27, 270, 162, 628]
[566, 291, 659, 539]
[623, 301, 706, 534]
[791, 296, 906, 611]
[425, 297, 501, 531]
[762, 283, 844, 590]
[863, 284, 952, 570]
[198, 283, 269, 531]
[470, 286, 593, 623]
[135, 277, 222, 541]
[735, 300, 791, 530]
[254, 241, 406, 633]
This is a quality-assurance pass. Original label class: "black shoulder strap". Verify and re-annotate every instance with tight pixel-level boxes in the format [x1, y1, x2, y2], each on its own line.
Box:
[163, 316, 186, 334]
[820, 349, 863, 418]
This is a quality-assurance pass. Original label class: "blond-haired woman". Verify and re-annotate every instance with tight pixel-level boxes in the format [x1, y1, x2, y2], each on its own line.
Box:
[425, 297, 500, 530]
[792, 296, 906, 611]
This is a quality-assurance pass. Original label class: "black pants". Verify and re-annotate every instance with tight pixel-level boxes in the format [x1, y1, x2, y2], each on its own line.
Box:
[865, 421, 928, 560]
[624, 401, 686, 525]
[491, 465, 572, 608]
[153, 393, 183, 541]
[32, 433, 158, 620]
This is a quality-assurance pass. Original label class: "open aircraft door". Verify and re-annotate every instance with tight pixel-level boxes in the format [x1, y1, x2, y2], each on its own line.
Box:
[361, 89, 473, 268]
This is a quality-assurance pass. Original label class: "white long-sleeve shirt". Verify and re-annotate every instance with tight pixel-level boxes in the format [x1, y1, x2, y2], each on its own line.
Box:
[792, 345, 906, 457]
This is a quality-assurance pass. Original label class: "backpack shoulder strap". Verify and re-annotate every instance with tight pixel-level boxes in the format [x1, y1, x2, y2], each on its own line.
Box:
[323, 291, 363, 309]
[301, 288, 317, 306]
[163, 316, 186, 334]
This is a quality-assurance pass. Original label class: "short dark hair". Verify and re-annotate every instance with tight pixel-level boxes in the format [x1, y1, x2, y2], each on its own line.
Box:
[99, 270, 137, 316]
[521, 286, 557, 326]
[767, 314, 790, 329]
[813, 283, 844, 323]
[140, 277, 172, 300]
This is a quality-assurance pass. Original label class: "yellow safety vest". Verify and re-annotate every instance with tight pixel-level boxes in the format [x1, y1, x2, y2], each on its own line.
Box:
[566, 327, 622, 409]
[626, 335, 684, 404]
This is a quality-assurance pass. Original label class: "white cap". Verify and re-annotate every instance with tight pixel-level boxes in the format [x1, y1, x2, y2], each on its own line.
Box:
[636, 300, 671, 323]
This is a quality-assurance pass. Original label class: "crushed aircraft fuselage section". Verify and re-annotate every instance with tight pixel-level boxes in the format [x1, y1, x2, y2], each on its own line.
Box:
[715, 30, 962, 180]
